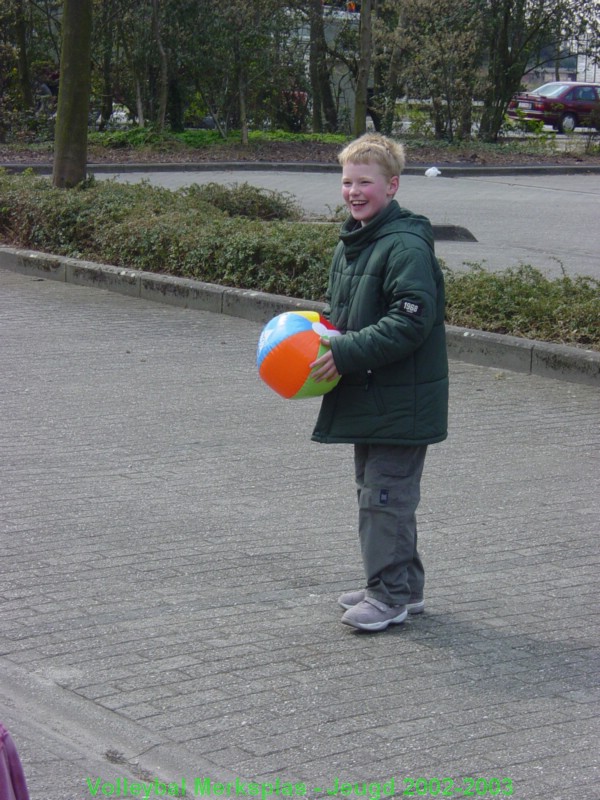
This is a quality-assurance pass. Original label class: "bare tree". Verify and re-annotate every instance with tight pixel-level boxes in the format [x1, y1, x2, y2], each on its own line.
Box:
[52, 0, 93, 188]
[14, 0, 34, 108]
[400, 0, 484, 141]
[478, 0, 599, 141]
[308, 0, 337, 132]
[152, 0, 168, 131]
[353, 0, 372, 137]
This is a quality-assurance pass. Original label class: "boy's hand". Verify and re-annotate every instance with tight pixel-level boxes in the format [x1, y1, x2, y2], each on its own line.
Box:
[310, 338, 340, 383]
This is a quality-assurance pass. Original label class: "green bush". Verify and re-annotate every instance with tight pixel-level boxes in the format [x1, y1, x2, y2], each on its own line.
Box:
[1, 171, 598, 349]
[0, 171, 335, 299]
[88, 128, 182, 150]
[90, 212, 335, 299]
[183, 182, 302, 220]
[444, 264, 600, 348]
[503, 110, 547, 136]
[88, 128, 349, 151]
[0, 171, 221, 256]
[172, 129, 225, 148]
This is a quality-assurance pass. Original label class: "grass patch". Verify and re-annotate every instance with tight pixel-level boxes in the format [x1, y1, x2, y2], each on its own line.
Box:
[87, 128, 349, 151]
[88, 128, 182, 150]
[0, 171, 598, 350]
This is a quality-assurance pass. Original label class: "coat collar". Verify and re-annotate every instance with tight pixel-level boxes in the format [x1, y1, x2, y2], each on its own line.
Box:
[339, 200, 401, 256]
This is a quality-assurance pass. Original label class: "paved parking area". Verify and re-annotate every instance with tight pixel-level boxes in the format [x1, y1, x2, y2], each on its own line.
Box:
[1, 267, 599, 800]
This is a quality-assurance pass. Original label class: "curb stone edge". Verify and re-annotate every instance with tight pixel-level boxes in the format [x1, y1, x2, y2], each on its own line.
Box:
[1, 244, 598, 387]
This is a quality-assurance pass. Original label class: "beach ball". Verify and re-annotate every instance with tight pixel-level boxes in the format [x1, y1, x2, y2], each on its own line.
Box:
[257, 310, 341, 399]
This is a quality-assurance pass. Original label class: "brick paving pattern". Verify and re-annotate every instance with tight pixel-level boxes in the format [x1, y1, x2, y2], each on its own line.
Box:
[1, 268, 599, 799]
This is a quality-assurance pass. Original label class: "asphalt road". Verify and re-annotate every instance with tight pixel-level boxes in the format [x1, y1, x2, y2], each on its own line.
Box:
[94, 168, 600, 280]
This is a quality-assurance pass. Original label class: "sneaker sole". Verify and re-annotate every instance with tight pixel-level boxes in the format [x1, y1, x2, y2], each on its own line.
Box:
[341, 608, 408, 631]
[339, 598, 425, 613]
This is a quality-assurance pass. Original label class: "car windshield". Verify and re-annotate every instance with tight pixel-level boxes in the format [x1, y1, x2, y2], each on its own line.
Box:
[531, 83, 570, 97]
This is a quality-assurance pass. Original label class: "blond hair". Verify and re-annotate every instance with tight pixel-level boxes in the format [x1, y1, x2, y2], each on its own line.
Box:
[338, 133, 406, 180]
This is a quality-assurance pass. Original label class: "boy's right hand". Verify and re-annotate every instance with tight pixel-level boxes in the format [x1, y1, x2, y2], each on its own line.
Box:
[310, 338, 340, 383]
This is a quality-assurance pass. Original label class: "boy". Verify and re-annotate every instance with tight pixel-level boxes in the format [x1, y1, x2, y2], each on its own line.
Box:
[310, 133, 448, 632]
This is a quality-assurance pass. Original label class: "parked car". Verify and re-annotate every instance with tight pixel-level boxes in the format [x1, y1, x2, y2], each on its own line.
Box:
[507, 82, 600, 133]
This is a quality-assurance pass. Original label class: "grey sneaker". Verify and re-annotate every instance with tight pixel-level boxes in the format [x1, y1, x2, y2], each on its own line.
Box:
[338, 589, 425, 614]
[338, 589, 367, 610]
[341, 598, 407, 631]
[407, 597, 425, 614]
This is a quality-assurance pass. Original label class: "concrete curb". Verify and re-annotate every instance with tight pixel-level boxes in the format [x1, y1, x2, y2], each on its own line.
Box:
[1, 244, 599, 386]
[3, 161, 600, 177]
[1, 659, 246, 791]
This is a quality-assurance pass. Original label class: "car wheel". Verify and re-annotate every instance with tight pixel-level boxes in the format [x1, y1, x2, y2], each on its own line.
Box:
[558, 113, 577, 133]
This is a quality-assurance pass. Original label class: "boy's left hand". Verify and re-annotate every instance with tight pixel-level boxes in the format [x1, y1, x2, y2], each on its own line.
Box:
[310, 338, 340, 383]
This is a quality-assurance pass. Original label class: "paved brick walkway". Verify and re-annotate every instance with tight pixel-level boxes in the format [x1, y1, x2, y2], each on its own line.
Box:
[1, 267, 599, 800]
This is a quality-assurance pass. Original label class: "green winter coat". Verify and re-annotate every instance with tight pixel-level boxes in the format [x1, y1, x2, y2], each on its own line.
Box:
[311, 199, 448, 446]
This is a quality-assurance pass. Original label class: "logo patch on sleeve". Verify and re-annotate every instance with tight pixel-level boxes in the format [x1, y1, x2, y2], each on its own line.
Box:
[399, 299, 424, 317]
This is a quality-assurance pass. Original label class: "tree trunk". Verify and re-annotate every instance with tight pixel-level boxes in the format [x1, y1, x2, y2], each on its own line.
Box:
[152, 0, 168, 131]
[458, 95, 473, 140]
[478, 0, 526, 142]
[380, 6, 405, 136]
[309, 0, 337, 133]
[98, 0, 114, 131]
[320, 57, 337, 132]
[52, 0, 93, 188]
[167, 77, 185, 132]
[15, 0, 34, 108]
[309, 0, 325, 132]
[354, 0, 372, 138]
[239, 68, 249, 145]
[135, 78, 145, 127]
[119, 26, 145, 127]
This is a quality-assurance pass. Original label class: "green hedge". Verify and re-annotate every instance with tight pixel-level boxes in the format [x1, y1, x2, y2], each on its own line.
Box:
[444, 264, 600, 348]
[0, 172, 335, 299]
[1, 171, 598, 350]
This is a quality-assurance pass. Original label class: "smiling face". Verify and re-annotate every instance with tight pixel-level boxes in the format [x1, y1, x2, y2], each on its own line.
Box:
[341, 161, 399, 225]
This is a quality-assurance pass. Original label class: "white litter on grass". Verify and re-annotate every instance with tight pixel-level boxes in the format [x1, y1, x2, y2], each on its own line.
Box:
[425, 167, 442, 177]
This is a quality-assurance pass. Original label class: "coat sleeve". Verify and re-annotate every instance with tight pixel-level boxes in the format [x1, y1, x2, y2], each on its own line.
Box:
[321, 241, 344, 323]
[330, 243, 439, 375]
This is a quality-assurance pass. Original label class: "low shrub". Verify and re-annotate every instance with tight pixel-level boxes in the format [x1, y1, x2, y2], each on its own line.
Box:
[88, 128, 349, 152]
[88, 128, 182, 150]
[92, 212, 335, 298]
[444, 264, 600, 348]
[0, 171, 335, 298]
[183, 182, 302, 220]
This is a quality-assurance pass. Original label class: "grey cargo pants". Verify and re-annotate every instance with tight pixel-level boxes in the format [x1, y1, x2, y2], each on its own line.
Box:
[354, 443, 428, 607]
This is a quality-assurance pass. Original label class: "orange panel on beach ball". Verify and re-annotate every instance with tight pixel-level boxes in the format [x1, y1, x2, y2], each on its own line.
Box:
[259, 330, 318, 398]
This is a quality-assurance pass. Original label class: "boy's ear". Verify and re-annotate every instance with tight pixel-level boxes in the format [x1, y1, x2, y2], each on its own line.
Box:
[388, 175, 399, 195]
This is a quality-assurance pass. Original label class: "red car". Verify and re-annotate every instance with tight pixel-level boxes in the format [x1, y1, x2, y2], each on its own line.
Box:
[507, 81, 600, 133]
